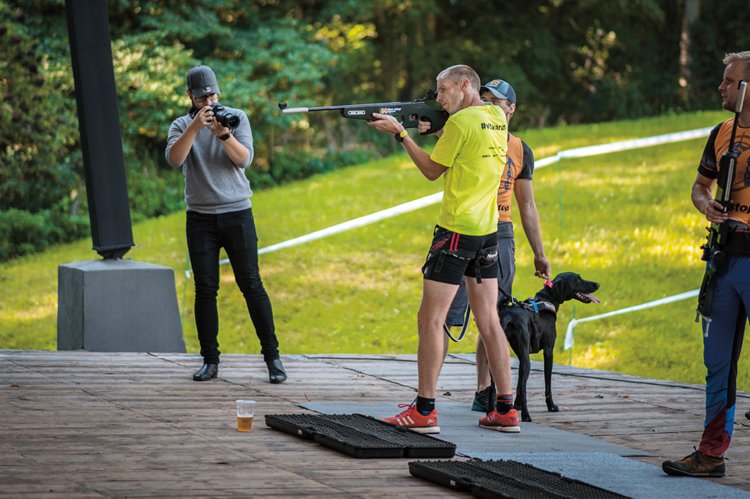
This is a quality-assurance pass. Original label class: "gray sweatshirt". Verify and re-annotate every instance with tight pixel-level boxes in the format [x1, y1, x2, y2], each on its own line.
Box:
[165, 106, 254, 214]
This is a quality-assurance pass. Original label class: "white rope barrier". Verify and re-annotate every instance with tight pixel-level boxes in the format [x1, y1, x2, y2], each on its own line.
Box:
[211, 192, 443, 270]
[196, 125, 714, 350]
[206, 125, 715, 353]
[563, 289, 699, 350]
[534, 126, 714, 168]
[215, 126, 714, 270]
[259, 192, 444, 255]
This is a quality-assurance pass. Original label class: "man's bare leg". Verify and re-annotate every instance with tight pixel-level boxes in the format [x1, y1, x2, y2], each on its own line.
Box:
[466, 277, 519, 431]
[465, 278, 512, 395]
[418, 279, 459, 398]
[475, 337, 492, 391]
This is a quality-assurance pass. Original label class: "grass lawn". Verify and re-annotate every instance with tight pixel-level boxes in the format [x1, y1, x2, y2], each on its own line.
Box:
[3, 109, 749, 390]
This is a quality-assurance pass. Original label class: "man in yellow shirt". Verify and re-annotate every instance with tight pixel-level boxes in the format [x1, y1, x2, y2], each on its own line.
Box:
[444, 79, 551, 413]
[367, 65, 520, 434]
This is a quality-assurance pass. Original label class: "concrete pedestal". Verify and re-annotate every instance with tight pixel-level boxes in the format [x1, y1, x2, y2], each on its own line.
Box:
[57, 259, 185, 352]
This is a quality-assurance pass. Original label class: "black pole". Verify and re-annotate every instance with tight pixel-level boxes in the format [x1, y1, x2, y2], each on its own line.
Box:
[65, 0, 133, 259]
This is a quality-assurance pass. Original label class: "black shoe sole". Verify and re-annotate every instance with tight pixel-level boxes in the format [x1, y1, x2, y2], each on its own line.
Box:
[192, 365, 218, 381]
[662, 464, 725, 477]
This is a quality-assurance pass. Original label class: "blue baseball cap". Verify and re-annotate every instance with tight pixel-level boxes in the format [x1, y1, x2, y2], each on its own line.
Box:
[480, 79, 516, 105]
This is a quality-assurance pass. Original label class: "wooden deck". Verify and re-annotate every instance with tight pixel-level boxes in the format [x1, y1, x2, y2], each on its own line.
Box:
[2, 350, 749, 497]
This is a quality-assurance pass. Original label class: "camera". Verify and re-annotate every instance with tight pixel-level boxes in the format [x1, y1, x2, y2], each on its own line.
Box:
[209, 103, 240, 128]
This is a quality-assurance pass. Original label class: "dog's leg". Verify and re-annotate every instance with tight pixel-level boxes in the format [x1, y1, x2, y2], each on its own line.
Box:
[507, 327, 533, 422]
[515, 349, 533, 422]
[543, 346, 558, 413]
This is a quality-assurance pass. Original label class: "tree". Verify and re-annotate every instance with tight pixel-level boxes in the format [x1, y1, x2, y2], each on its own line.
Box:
[3, 0, 750, 261]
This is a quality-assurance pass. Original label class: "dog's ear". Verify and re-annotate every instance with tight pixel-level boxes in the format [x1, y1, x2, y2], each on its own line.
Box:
[548, 272, 580, 303]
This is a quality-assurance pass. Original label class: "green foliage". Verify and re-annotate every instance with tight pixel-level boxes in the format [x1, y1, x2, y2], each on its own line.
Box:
[0, 203, 88, 260]
[0, 2, 85, 260]
[126, 155, 184, 223]
[687, 4, 750, 109]
[4, 0, 750, 263]
[0, 2, 79, 214]
[266, 149, 373, 184]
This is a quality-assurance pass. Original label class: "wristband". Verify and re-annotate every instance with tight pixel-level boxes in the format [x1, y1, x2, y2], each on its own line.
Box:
[394, 129, 408, 143]
[218, 133, 231, 141]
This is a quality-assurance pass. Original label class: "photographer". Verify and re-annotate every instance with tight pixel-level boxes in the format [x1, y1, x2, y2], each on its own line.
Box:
[165, 64, 286, 384]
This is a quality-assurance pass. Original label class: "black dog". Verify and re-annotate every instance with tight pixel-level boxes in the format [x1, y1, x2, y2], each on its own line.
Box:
[499, 272, 600, 422]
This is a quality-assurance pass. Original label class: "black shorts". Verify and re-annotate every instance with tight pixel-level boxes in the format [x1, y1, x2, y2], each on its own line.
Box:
[422, 225, 499, 285]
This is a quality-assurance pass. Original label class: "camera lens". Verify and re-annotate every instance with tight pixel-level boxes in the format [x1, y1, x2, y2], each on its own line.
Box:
[220, 113, 240, 128]
[211, 103, 240, 128]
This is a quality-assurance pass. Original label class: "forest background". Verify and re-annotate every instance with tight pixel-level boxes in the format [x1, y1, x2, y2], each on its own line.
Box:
[2, 0, 750, 260]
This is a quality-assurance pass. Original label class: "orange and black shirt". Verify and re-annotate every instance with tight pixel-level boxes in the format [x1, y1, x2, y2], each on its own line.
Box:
[699, 118, 750, 226]
[497, 133, 534, 223]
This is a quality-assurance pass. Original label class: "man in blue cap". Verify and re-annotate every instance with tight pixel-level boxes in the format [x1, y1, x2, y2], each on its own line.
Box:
[445, 78, 552, 414]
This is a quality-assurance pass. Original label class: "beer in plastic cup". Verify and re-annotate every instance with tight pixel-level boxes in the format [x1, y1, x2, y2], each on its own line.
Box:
[236, 399, 255, 432]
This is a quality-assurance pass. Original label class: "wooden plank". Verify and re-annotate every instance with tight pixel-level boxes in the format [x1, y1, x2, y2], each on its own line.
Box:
[1, 350, 748, 496]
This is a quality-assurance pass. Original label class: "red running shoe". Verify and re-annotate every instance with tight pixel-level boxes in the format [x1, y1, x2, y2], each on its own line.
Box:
[479, 408, 521, 433]
[383, 402, 440, 434]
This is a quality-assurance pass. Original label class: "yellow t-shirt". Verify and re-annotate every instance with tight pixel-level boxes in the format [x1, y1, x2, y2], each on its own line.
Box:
[430, 104, 508, 235]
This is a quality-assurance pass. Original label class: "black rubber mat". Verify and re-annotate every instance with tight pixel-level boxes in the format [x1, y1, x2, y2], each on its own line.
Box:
[409, 459, 631, 498]
[265, 413, 456, 459]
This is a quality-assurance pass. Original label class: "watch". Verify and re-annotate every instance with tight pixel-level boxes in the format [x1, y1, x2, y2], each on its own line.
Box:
[394, 129, 408, 142]
[218, 133, 231, 141]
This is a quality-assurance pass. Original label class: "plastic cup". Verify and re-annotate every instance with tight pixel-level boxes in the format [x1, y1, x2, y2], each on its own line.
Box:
[236, 399, 256, 432]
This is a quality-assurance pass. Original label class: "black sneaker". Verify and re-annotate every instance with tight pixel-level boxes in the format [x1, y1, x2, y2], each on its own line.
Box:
[746, 410, 750, 420]
[662, 450, 725, 477]
[471, 385, 496, 413]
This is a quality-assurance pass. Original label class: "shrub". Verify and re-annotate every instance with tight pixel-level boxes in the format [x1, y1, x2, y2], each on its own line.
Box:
[0, 204, 87, 261]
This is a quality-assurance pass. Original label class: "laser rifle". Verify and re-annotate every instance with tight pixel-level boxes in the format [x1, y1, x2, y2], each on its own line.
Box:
[278, 90, 448, 135]
[696, 79, 747, 322]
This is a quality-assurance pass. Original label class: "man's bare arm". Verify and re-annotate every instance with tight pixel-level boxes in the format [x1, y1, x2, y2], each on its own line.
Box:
[367, 113, 447, 180]
[514, 179, 551, 279]
[692, 173, 726, 224]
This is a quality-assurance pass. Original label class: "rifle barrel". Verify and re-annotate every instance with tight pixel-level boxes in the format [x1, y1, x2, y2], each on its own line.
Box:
[736, 80, 747, 113]
[725, 80, 747, 164]
[282, 105, 348, 114]
[281, 107, 310, 114]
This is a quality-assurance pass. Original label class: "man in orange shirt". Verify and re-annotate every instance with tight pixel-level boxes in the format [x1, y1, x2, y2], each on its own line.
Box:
[663, 51, 750, 478]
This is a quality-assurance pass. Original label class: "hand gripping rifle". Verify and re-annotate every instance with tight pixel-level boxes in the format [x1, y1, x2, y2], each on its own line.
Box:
[278, 90, 449, 135]
[696, 80, 747, 325]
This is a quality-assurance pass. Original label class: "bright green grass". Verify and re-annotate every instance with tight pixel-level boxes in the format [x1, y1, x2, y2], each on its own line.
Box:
[3, 109, 749, 390]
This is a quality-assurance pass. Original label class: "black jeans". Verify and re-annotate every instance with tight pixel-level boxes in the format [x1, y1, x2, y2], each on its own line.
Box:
[186, 208, 279, 364]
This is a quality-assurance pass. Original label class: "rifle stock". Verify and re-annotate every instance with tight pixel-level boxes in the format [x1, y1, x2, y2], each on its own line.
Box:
[279, 90, 448, 135]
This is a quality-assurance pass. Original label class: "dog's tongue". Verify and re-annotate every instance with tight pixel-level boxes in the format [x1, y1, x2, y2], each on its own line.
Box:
[581, 293, 600, 304]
